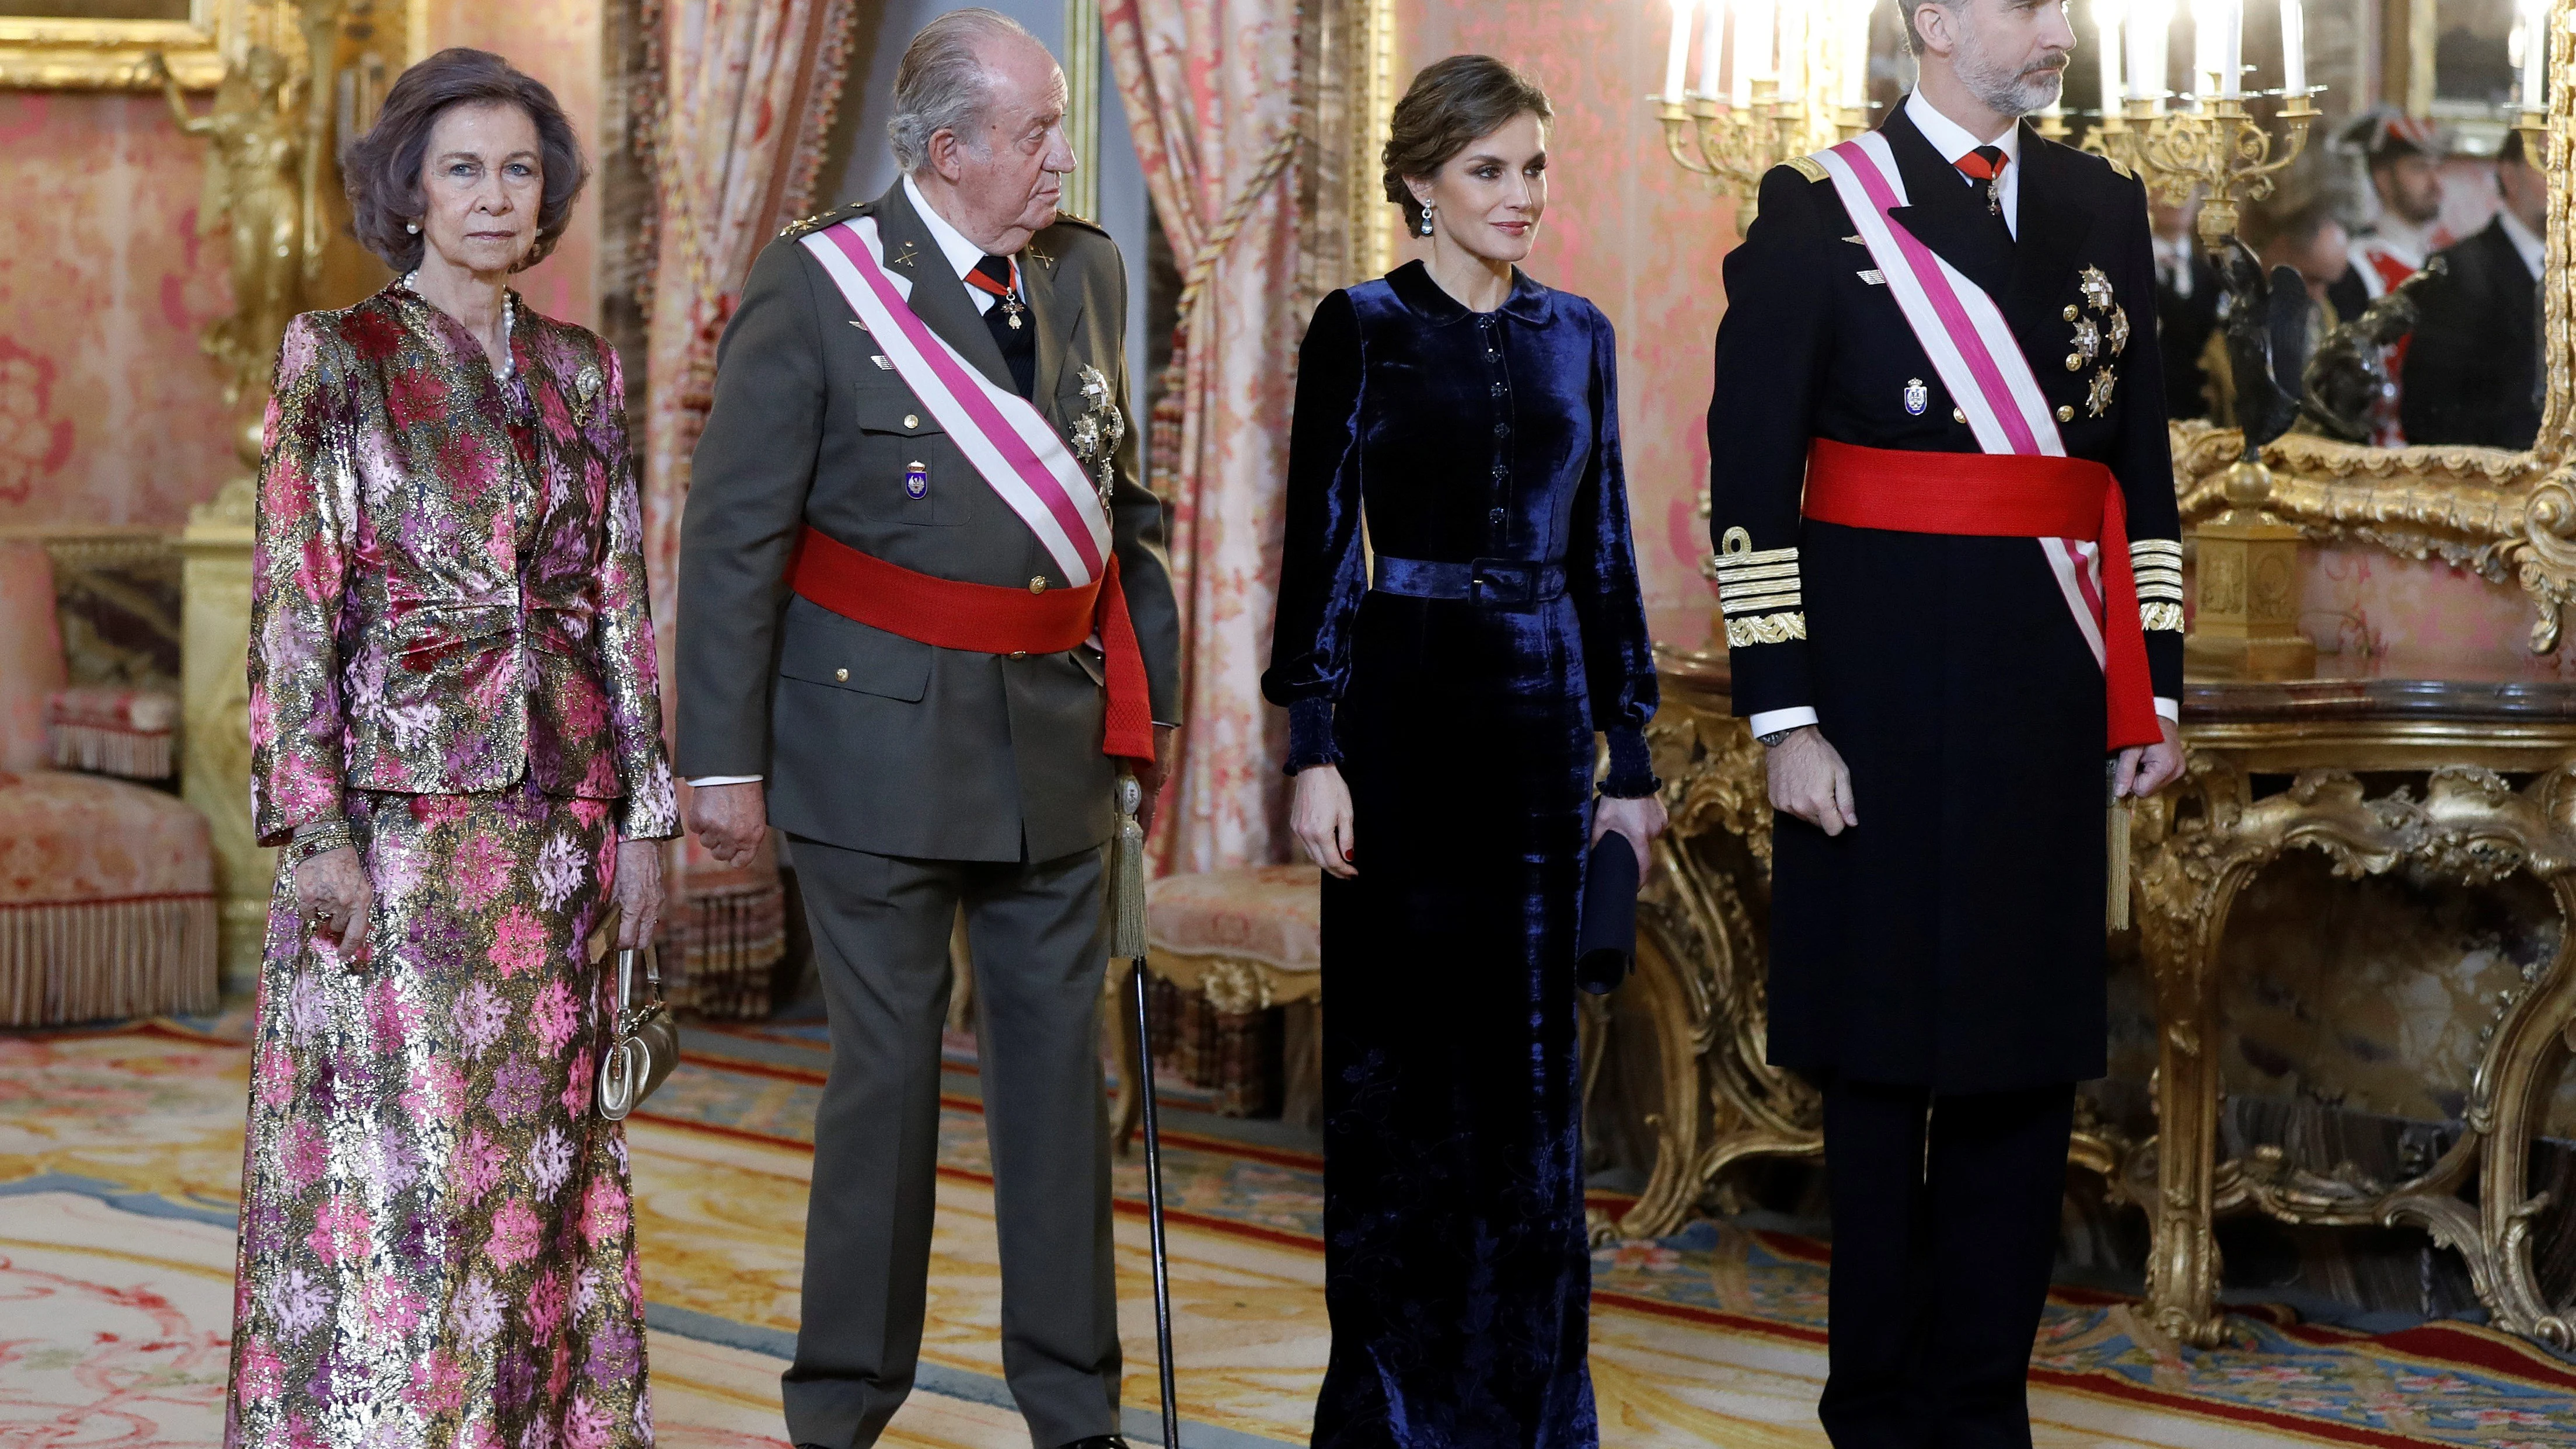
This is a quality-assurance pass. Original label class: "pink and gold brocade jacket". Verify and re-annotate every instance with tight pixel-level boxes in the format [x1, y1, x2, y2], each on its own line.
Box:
[247, 282, 680, 847]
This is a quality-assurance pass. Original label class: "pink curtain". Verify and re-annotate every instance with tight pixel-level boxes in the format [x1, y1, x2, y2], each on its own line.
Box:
[1102, 0, 1304, 875]
[640, 0, 853, 1008]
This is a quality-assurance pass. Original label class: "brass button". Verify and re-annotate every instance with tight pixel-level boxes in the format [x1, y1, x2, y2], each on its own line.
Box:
[2063, 304, 2079, 322]
[1008, 650, 1028, 660]
[835, 667, 849, 681]
[2065, 354, 2084, 372]
[1029, 576, 1048, 594]
[903, 413, 920, 428]
[1952, 408, 1967, 424]
[2058, 404, 2075, 423]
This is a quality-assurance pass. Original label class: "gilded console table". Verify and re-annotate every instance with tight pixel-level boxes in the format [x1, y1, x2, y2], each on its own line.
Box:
[1632, 643, 2576, 1351]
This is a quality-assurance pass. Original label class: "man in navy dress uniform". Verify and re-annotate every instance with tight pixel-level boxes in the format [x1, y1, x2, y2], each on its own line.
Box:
[1708, 2, 2186, 1443]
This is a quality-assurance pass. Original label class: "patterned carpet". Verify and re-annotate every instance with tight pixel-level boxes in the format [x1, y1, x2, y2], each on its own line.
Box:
[4, 1014, 2571, 1448]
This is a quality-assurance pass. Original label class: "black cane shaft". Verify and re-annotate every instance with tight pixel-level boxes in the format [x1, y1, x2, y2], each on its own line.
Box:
[1132, 963, 1181, 1447]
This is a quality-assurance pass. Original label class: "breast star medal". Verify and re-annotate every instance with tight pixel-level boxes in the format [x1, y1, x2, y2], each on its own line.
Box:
[2087, 365, 2118, 417]
[2106, 305, 2132, 355]
[2065, 313, 2102, 372]
[1904, 378, 1929, 416]
[905, 460, 929, 500]
[2078, 266, 2115, 314]
[1067, 365, 1126, 510]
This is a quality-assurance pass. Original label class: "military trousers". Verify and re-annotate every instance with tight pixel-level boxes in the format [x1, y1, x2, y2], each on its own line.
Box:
[1818, 1076, 2076, 1449]
[780, 834, 1122, 1449]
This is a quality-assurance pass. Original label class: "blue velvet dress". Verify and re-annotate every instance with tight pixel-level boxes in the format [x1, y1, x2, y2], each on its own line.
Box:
[1261, 261, 1659, 1449]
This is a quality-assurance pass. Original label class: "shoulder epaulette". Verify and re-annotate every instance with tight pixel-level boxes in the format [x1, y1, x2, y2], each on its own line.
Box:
[1047, 210, 1111, 238]
[779, 202, 864, 240]
[1786, 155, 1830, 183]
[2103, 154, 2138, 181]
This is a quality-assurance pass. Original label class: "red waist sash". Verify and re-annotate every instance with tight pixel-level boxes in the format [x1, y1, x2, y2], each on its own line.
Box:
[1803, 438, 2160, 751]
[789, 525, 1154, 765]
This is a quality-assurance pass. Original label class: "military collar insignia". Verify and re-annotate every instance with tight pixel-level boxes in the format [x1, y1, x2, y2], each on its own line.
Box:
[886, 239, 922, 269]
[1027, 245, 1056, 270]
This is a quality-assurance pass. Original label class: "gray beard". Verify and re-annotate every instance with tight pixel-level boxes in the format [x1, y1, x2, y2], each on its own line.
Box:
[1959, 46, 2065, 120]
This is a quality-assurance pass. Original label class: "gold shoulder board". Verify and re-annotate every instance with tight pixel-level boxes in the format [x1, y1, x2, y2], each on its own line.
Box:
[1049, 210, 1111, 238]
[2104, 155, 2138, 181]
[778, 205, 857, 240]
[1787, 155, 1830, 183]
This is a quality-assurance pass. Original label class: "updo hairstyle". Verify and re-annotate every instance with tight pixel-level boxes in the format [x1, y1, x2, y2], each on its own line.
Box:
[1381, 55, 1554, 235]
[341, 47, 589, 275]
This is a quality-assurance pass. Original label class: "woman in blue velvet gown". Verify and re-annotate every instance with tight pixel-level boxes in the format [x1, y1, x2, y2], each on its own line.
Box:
[1259, 55, 1667, 1449]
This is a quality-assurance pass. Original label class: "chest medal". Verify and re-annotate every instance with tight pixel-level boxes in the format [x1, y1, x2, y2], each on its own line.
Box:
[905, 460, 929, 500]
[1904, 378, 1929, 417]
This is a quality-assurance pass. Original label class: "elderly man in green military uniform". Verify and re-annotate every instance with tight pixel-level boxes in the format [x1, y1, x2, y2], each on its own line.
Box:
[676, 11, 1179, 1449]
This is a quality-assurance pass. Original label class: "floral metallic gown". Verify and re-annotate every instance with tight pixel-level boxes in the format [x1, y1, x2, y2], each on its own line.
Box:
[232, 280, 679, 1449]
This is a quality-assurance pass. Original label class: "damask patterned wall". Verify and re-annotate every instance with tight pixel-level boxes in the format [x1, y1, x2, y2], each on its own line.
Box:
[1397, 0, 1734, 619]
[0, 92, 239, 529]
[0, 0, 602, 533]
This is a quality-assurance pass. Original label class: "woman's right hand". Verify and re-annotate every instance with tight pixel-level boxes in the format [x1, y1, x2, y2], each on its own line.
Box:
[294, 846, 374, 961]
[1292, 764, 1357, 879]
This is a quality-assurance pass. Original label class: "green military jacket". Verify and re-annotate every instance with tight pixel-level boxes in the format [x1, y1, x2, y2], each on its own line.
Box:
[676, 179, 1181, 862]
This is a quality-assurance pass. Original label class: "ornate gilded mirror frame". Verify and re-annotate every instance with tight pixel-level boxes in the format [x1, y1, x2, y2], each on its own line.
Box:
[2176, 0, 2576, 654]
[1304, 0, 1397, 307]
[0, 0, 242, 90]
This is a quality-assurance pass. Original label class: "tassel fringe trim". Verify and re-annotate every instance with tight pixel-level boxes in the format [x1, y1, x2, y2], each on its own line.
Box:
[0, 892, 218, 1025]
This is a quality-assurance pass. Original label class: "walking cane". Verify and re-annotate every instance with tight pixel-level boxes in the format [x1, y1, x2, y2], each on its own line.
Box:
[1110, 770, 1182, 1447]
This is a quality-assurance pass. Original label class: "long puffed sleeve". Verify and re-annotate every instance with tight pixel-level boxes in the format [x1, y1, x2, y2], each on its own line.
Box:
[589, 344, 679, 838]
[1259, 290, 1367, 773]
[247, 315, 358, 847]
[1707, 163, 1837, 726]
[1565, 305, 1660, 796]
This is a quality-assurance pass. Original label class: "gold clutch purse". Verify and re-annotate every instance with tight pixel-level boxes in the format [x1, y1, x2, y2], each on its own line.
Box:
[598, 944, 679, 1121]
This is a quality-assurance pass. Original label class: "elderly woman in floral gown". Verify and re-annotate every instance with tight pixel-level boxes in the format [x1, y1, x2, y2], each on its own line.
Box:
[232, 48, 676, 1449]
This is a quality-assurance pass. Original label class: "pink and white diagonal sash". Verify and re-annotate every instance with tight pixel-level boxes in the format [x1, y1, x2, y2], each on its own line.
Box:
[1813, 134, 2107, 666]
[800, 217, 1111, 585]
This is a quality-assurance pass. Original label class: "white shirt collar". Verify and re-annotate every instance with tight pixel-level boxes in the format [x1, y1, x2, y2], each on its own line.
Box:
[1904, 90, 2022, 238]
[1905, 89, 2022, 168]
[902, 173, 995, 284]
[2498, 206, 2546, 280]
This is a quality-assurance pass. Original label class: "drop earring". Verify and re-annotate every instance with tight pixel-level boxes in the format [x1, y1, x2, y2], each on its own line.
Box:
[406, 221, 420, 234]
[1417, 202, 1435, 237]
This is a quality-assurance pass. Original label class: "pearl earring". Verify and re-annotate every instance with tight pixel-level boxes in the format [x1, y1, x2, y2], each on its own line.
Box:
[1417, 202, 1435, 238]
[406, 221, 420, 234]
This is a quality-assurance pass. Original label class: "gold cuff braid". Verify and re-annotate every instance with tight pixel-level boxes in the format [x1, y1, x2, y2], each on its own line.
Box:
[1726, 612, 1809, 647]
[2141, 601, 2185, 632]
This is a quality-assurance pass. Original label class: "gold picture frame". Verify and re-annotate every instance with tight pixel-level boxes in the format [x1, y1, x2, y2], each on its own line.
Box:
[0, 0, 252, 90]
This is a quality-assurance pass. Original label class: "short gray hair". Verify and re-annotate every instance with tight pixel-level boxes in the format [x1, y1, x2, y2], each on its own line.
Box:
[889, 8, 1037, 174]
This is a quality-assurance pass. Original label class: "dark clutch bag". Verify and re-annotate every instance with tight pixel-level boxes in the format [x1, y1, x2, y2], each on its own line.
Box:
[1576, 830, 1642, 996]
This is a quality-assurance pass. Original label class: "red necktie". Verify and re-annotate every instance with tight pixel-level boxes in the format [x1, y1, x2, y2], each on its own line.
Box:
[1956, 145, 2009, 216]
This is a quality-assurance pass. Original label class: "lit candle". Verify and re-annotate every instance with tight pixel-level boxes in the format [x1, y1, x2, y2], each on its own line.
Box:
[2096, 0, 2125, 113]
[1665, 0, 1698, 104]
[1730, 0, 1774, 109]
[1776, 2, 1807, 104]
[2128, 0, 2170, 109]
[2281, 0, 2305, 97]
[2518, 0, 2549, 116]
[1838, 0, 1868, 110]
[2217, 0, 2243, 98]
[1698, 0, 1726, 99]
[2188, 0, 2218, 98]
